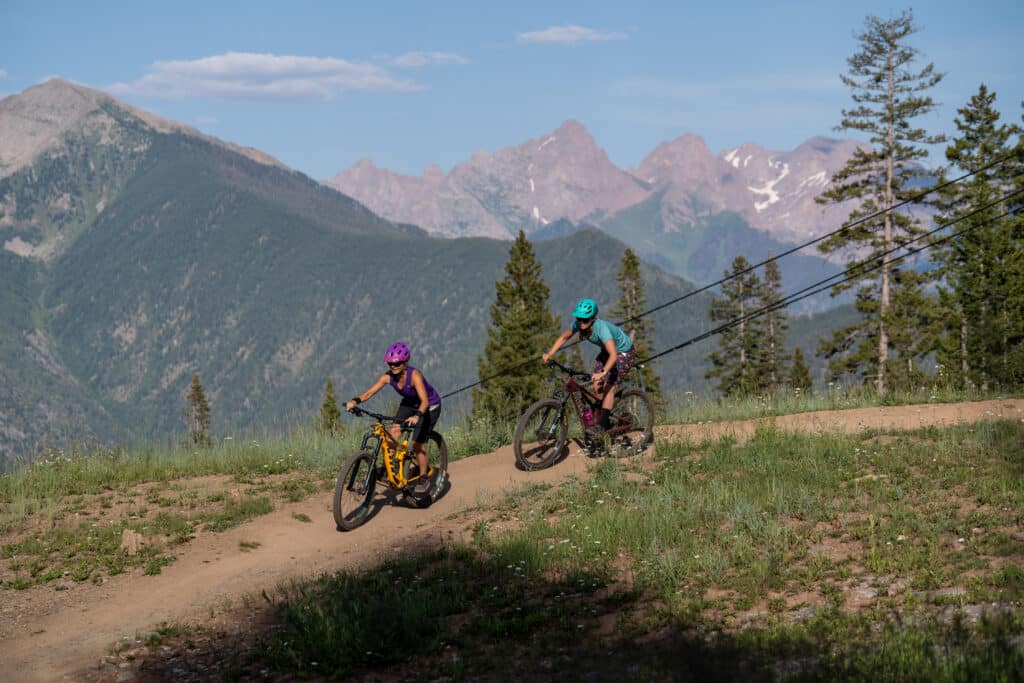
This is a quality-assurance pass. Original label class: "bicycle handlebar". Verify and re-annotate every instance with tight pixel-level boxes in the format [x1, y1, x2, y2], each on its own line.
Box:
[545, 359, 592, 380]
[348, 406, 416, 431]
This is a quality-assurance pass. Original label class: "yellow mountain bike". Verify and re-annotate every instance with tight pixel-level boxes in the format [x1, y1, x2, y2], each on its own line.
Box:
[333, 407, 448, 531]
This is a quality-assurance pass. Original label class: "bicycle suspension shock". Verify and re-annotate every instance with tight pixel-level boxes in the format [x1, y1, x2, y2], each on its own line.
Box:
[570, 388, 591, 426]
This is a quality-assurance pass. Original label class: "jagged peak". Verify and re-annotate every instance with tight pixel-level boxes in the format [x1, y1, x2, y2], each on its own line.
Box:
[422, 164, 445, 182]
[640, 133, 713, 169]
[0, 79, 285, 176]
[554, 118, 590, 137]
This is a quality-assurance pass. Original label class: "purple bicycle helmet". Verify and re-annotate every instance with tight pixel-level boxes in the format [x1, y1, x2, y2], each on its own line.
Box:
[384, 341, 411, 364]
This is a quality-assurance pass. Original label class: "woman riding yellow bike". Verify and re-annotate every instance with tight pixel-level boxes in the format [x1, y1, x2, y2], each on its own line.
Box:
[542, 298, 636, 436]
[345, 342, 441, 494]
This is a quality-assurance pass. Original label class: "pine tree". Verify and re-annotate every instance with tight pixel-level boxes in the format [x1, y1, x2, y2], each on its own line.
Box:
[184, 373, 213, 447]
[706, 256, 763, 396]
[752, 257, 790, 393]
[883, 268, 942, 391]
[611, 248, 662, 400]
[815, 9, 945, 394]
[931, 85, 1024, 389]
[316, 378, 343, 435]
[788, 347, 813, 394]
[474, 231, 561, 423]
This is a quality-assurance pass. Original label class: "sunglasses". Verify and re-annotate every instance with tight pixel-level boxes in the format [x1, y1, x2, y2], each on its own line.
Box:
[387, 361, 406, 368]
[575, 317, 594, 325]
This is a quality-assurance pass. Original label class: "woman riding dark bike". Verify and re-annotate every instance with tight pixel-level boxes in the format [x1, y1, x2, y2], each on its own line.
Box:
[345, 342, 441, 493]
[542, 298, 636, 435]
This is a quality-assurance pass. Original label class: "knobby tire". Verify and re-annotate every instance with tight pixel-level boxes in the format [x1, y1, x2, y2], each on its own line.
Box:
[401, 431, 449, 508]
[333, 450, 376, 531]
[514, 398, 568, 471]
[606, 387, 655, 458]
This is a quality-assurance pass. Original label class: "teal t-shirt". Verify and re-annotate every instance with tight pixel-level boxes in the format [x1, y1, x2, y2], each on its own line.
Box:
[571, 318, 633, 353]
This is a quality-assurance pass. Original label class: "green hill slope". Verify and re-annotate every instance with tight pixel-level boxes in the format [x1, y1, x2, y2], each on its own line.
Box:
[0, 103, 853, 465]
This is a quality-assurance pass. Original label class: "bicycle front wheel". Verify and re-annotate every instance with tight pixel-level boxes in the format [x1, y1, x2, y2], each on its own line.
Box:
[608, 388, 655, 457]
[333, 450, 376, 531]
[513, 398, 568, 471]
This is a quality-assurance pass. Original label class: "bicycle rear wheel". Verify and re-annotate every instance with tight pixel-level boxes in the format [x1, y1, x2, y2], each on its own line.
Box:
[402, 431, 449, 508]
[513, 398, 568, 471]
[607, 388, 654, 457]
[333, 450, 376, 531]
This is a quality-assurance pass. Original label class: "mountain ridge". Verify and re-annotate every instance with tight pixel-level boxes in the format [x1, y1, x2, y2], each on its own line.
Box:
[0, 81, 852, 464]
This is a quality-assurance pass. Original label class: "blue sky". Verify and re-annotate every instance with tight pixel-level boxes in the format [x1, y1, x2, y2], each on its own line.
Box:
[2, 1, 1021, 179]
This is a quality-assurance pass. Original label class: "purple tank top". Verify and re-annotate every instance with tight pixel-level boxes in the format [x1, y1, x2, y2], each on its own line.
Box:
[389, 366, 441, 406]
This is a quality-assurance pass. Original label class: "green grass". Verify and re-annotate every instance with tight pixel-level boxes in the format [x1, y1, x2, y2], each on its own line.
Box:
[661, 383, 1020, 426]
[197, 496, 273, 532]
[217, 419, 1024, 680]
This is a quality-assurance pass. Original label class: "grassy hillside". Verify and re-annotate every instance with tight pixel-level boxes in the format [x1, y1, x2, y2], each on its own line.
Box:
[0, 251, 127, 464]
[1, 124, 857, 466]
[0, 127, 721, 460]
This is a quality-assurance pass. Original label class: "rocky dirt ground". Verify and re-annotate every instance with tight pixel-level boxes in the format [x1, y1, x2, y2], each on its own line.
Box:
[1, 398, 1021, 682]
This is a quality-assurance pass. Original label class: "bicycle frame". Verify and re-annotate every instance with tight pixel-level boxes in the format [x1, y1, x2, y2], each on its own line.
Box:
[354, 410, 418, 489]
[548, 361, 636, 438]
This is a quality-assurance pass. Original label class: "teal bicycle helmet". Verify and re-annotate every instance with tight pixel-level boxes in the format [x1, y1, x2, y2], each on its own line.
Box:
[572, 298, 598, 320]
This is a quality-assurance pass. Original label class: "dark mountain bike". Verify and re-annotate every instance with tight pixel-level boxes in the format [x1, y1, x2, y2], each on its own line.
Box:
[333, 407, 448, 531]
[513, 359, 654, 471]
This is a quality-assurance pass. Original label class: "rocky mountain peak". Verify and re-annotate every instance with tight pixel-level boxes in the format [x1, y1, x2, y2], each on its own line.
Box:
[0, 79, 282, 178]
[636, 134, 717, 189]
[422, 164, 445, 184]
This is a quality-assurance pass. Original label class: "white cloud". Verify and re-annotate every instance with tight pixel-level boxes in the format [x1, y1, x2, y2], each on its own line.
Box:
[107, 52, 422, 100]
[517, 25, 626, 45]
[0, 68, 8, 79]
[392, 51, 469, 68]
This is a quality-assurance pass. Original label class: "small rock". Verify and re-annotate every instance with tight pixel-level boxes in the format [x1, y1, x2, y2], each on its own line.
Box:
[120, 529, 145, 556]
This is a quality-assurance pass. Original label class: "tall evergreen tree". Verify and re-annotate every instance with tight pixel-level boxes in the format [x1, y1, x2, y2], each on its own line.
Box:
[184, 373, 213, 447]
[611, 248, 662, 400]
[316, 378, 343, 435]
[474, 231, 561, 422]
[752, 257, 790, 393]
[883, 268, 942, 391]
[931, 84, 1024, 389]
[706, 256, 763, 396]
[815, 9, 945, 394]
[788, 347, 813, 394]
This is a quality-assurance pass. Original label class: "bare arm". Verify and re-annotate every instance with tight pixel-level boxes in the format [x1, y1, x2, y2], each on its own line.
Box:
[542, 329, 575, 363]
[345, 373, 390, 412]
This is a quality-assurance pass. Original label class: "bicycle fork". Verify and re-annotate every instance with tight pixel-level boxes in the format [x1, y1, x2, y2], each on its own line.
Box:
[538, 403, 567, 440]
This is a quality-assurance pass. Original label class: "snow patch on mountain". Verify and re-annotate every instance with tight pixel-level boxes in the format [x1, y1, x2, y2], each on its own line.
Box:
[748, 162, 790, 212]
[796, 171, 828, 191]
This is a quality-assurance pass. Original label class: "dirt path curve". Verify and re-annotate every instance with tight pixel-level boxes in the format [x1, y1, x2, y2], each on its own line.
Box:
[2, 398, 1021, 681]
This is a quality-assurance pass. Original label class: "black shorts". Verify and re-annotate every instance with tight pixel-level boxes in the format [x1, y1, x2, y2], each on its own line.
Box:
[395, 402, 441, 444]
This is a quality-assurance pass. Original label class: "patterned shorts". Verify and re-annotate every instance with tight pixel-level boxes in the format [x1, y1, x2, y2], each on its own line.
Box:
[594, 349, 637, 389]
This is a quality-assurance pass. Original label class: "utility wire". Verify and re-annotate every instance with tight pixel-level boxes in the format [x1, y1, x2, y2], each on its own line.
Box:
[440, 152, 1022, 400]
[642, 185, 1024, 363]
[615, 148, 1021, 328]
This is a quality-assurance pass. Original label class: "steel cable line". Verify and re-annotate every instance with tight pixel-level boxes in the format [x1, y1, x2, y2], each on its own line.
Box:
[615, 148, 1022, 328]
[440, 152, 1022, 400]
[641, 185, 1024, 364]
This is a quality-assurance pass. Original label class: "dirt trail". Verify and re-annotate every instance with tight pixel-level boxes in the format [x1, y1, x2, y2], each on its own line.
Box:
[1, 398, 1021, 682]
